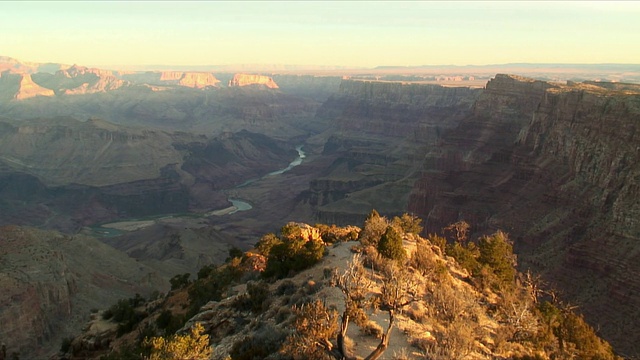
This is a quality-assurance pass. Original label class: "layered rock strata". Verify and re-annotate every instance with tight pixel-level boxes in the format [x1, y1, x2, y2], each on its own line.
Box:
[0, 226, 163, 359]
[0, 71, 55, 100]
[228, 73, 279, 89]
[307, 80, 481, 225]
[407, 75, 640, 355]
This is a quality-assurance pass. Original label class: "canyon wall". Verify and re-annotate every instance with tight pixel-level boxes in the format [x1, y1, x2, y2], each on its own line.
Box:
[0, 226, 163, 359]
[228, 73, 279, 89]
[296, 76, 639, 354]
[0, 117, 185, 187]
[407, 75, 640, 355]
[0, 71, 55, 100]
[306, 80, 481, 225]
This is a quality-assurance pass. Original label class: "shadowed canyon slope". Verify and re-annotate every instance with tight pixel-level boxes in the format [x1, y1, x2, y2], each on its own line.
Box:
[306, 80, 481, 224]
[407, 75, 640, 355]
[0, 117, 299, 232]
[282, 76, 639, 355]
[0, 226, 165, 359]
[0, 57, 639, 357]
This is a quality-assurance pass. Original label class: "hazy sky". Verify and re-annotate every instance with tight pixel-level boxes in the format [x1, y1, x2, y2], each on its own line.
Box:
[2, 1, 639, 68]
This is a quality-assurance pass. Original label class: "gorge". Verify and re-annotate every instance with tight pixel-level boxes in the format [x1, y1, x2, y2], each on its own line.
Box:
[0, 58, 639, 358]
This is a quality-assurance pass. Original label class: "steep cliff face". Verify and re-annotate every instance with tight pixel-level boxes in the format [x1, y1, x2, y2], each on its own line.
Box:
[303, 80, 481, 225]
[407, 75, 640, 355]
[320, 80, 480, 139]
[229, 73, 279, 89]
[0, 70, 55, 100]
[158, 71, 220, 88]
[271, 74, 342, 101]
[0, 226, 163, 359]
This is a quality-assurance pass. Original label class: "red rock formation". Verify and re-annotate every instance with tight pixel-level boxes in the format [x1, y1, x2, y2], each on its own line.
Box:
[229, 73, 279, 89]
[157, 71, 220, 88]
[178, 72, 220, 88]
[55, 65, 127, 94]
[0, 70, 55, 100]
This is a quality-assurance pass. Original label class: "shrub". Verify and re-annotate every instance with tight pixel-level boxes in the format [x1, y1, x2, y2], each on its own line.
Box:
[358, 209, 388, 246]
[446, 242, 480, 276]
[229, 324, 286, 360]
[360, 320, 383, 338]
[234, 281, 270, 313]
[226, 246, 244, 262]
[169, 273, 191, 291]
[391, 213, 423, 235]
[477, 230, 516, 287]
[411, 239, 437, 276]
[144, 322, 212, 360]
[377, 226, 406, 262]
[427, 233, 447, 254]
[262, 224, 325, 279]
[255, 233, 281, 257]
[155, 310, 173, 330]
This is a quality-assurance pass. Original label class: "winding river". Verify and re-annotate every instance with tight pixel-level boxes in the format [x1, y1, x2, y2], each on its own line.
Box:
[92, 145, 306, 235]
[229, 145, 306, 211]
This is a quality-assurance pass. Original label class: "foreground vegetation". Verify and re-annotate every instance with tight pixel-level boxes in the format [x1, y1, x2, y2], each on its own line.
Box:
[58, 212, 619, 360]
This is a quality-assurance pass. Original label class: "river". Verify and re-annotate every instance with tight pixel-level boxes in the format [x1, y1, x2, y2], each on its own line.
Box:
[91, 145, 306, 236]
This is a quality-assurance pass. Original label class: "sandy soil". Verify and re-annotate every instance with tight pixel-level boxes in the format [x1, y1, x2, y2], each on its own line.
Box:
[101, 220, 156, 231]
[205, 206, 238, 216]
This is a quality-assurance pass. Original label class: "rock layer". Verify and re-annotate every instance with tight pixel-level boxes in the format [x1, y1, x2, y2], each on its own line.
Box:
[229, 73, 279, 89]
[0, 226, 163, 359]
[407, 75, 640, 355]
[0, 71, 55, 100]
[306, 80, 481, 224]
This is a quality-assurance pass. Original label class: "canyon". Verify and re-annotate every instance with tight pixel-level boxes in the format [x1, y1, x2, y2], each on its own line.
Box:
[303, 75, 640, 356]
[0, 56, 639, 357]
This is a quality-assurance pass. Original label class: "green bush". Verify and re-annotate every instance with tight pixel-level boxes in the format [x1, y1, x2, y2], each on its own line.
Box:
[234, 281, 270, 313]
[446, 242, 480, 276]
[255, 233, 281, 257]
[477, 231, 516, 286]
[377, 226, 406, 262]
[391, 213, 423, 235]
[262, 224, 325, 279]
[169, 273, 191, 291]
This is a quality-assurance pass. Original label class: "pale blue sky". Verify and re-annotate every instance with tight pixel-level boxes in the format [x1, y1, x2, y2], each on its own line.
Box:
[2, 1, 639, 68]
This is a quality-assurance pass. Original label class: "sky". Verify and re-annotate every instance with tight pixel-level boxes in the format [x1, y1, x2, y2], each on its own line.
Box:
[1, 1, 639, 68]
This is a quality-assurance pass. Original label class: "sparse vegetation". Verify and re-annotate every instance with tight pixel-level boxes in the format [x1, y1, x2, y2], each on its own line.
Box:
[377, 225, 406, 262]
[144, 322, 212, 360]
[262, 223, 326, 279]
[66, 216, 619, 360]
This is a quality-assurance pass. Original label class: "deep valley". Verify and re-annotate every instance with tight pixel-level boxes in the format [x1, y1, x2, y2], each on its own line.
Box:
[0, 56, 639, 358]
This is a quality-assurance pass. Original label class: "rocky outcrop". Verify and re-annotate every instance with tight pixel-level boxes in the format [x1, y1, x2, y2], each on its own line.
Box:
[0, 70, 55, 100]
[40, 65, 129, 95]
[0, 226, 163, 359]
[407, 75, 640, 355]
[120, 71, 220, 89]
[159, 71, 220, 88]
[229, 73, 279, 89]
